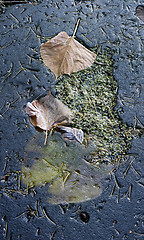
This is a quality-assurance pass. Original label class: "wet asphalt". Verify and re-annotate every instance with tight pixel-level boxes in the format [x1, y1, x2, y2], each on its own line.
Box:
[0, 0, 144, 239]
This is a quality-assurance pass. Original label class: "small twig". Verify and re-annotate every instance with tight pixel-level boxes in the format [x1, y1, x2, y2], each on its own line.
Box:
[95, 61, 107, 66]
[113, 174, 121, 189]
[110, 183, 116, 197]
[33, 73, 41, 82]
[4, 222, 8, 238]
[131, 164, 141, 177]
[63, 172, 71, 187]
[44, 130, 48, 145]
[117, 188, 120, 203]
[36, 200, 39, 215]
[134, 232, 144, 236]
[0, 41, 13, 49]
[100, 27, 107, 35]
[81, 33, 93, 43]
[134, 116, 144, 129]
[42, 207, 56, 225]
[122, 190, 128, 199]
[12, 67, 25, 79]
[134, 115, 137, 130]
[16, 211, 29, 219]
[42, 158, 58, 169]
[24, 28, 32, 41]
[50, 227, 60, 240]
[114, 228, 120, 235]
[3, 160, 7, 172]
[74, 169, 88, 178]
[59, 204, 68, 214]
[9, 13, 20, 23]
[137, 181, 144, 188]
[1, 97, 19, 117]
[127, 184, 132, 201]
[72, 205, 81, 214]
[123, 158, 135, 178]
[35, 228, 40, 237]
[18, 174, 21, 190]
[27, 54, 41, 62]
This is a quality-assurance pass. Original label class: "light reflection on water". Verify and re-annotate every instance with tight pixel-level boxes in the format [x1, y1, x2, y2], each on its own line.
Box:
[22, 132, 113, 204]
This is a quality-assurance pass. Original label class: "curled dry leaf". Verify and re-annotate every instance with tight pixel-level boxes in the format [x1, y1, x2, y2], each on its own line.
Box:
[26, 92, 73, 131]
[136, 5, 144, 22]
[40, 31, 96, 79]
[57, 126, 84, 144]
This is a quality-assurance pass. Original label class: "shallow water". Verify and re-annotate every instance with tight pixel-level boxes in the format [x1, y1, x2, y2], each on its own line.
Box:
[23, 132, 113, 204]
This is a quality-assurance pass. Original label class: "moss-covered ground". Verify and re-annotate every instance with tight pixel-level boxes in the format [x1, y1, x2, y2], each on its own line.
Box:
[56, 48, 133, 165]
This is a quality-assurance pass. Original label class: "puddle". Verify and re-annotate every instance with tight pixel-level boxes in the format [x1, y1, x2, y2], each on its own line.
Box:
[22, 132, 112, 204]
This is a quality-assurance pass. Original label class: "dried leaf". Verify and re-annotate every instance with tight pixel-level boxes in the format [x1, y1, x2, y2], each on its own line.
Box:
[136, 5, 144, 22]
[58, 126, 84, 144]
[40, 31, 96, 79]
[26, 92, 73, 131]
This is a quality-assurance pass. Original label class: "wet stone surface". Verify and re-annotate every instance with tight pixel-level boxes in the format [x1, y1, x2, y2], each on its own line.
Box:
[0, 0, 144, 239]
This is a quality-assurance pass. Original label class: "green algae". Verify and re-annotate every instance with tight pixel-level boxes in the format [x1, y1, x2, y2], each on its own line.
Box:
[55, 48, 133, 164]
[22, 132, 112, 204]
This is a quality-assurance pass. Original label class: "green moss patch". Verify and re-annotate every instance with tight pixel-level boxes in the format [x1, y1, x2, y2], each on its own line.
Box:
[56, 48, 133, 164]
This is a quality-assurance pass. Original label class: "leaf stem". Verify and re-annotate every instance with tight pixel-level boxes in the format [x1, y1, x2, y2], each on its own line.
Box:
[72, 18, 81, 38]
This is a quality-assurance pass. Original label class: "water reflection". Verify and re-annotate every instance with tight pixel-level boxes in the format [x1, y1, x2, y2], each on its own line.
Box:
[22, 132, 112, 204]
